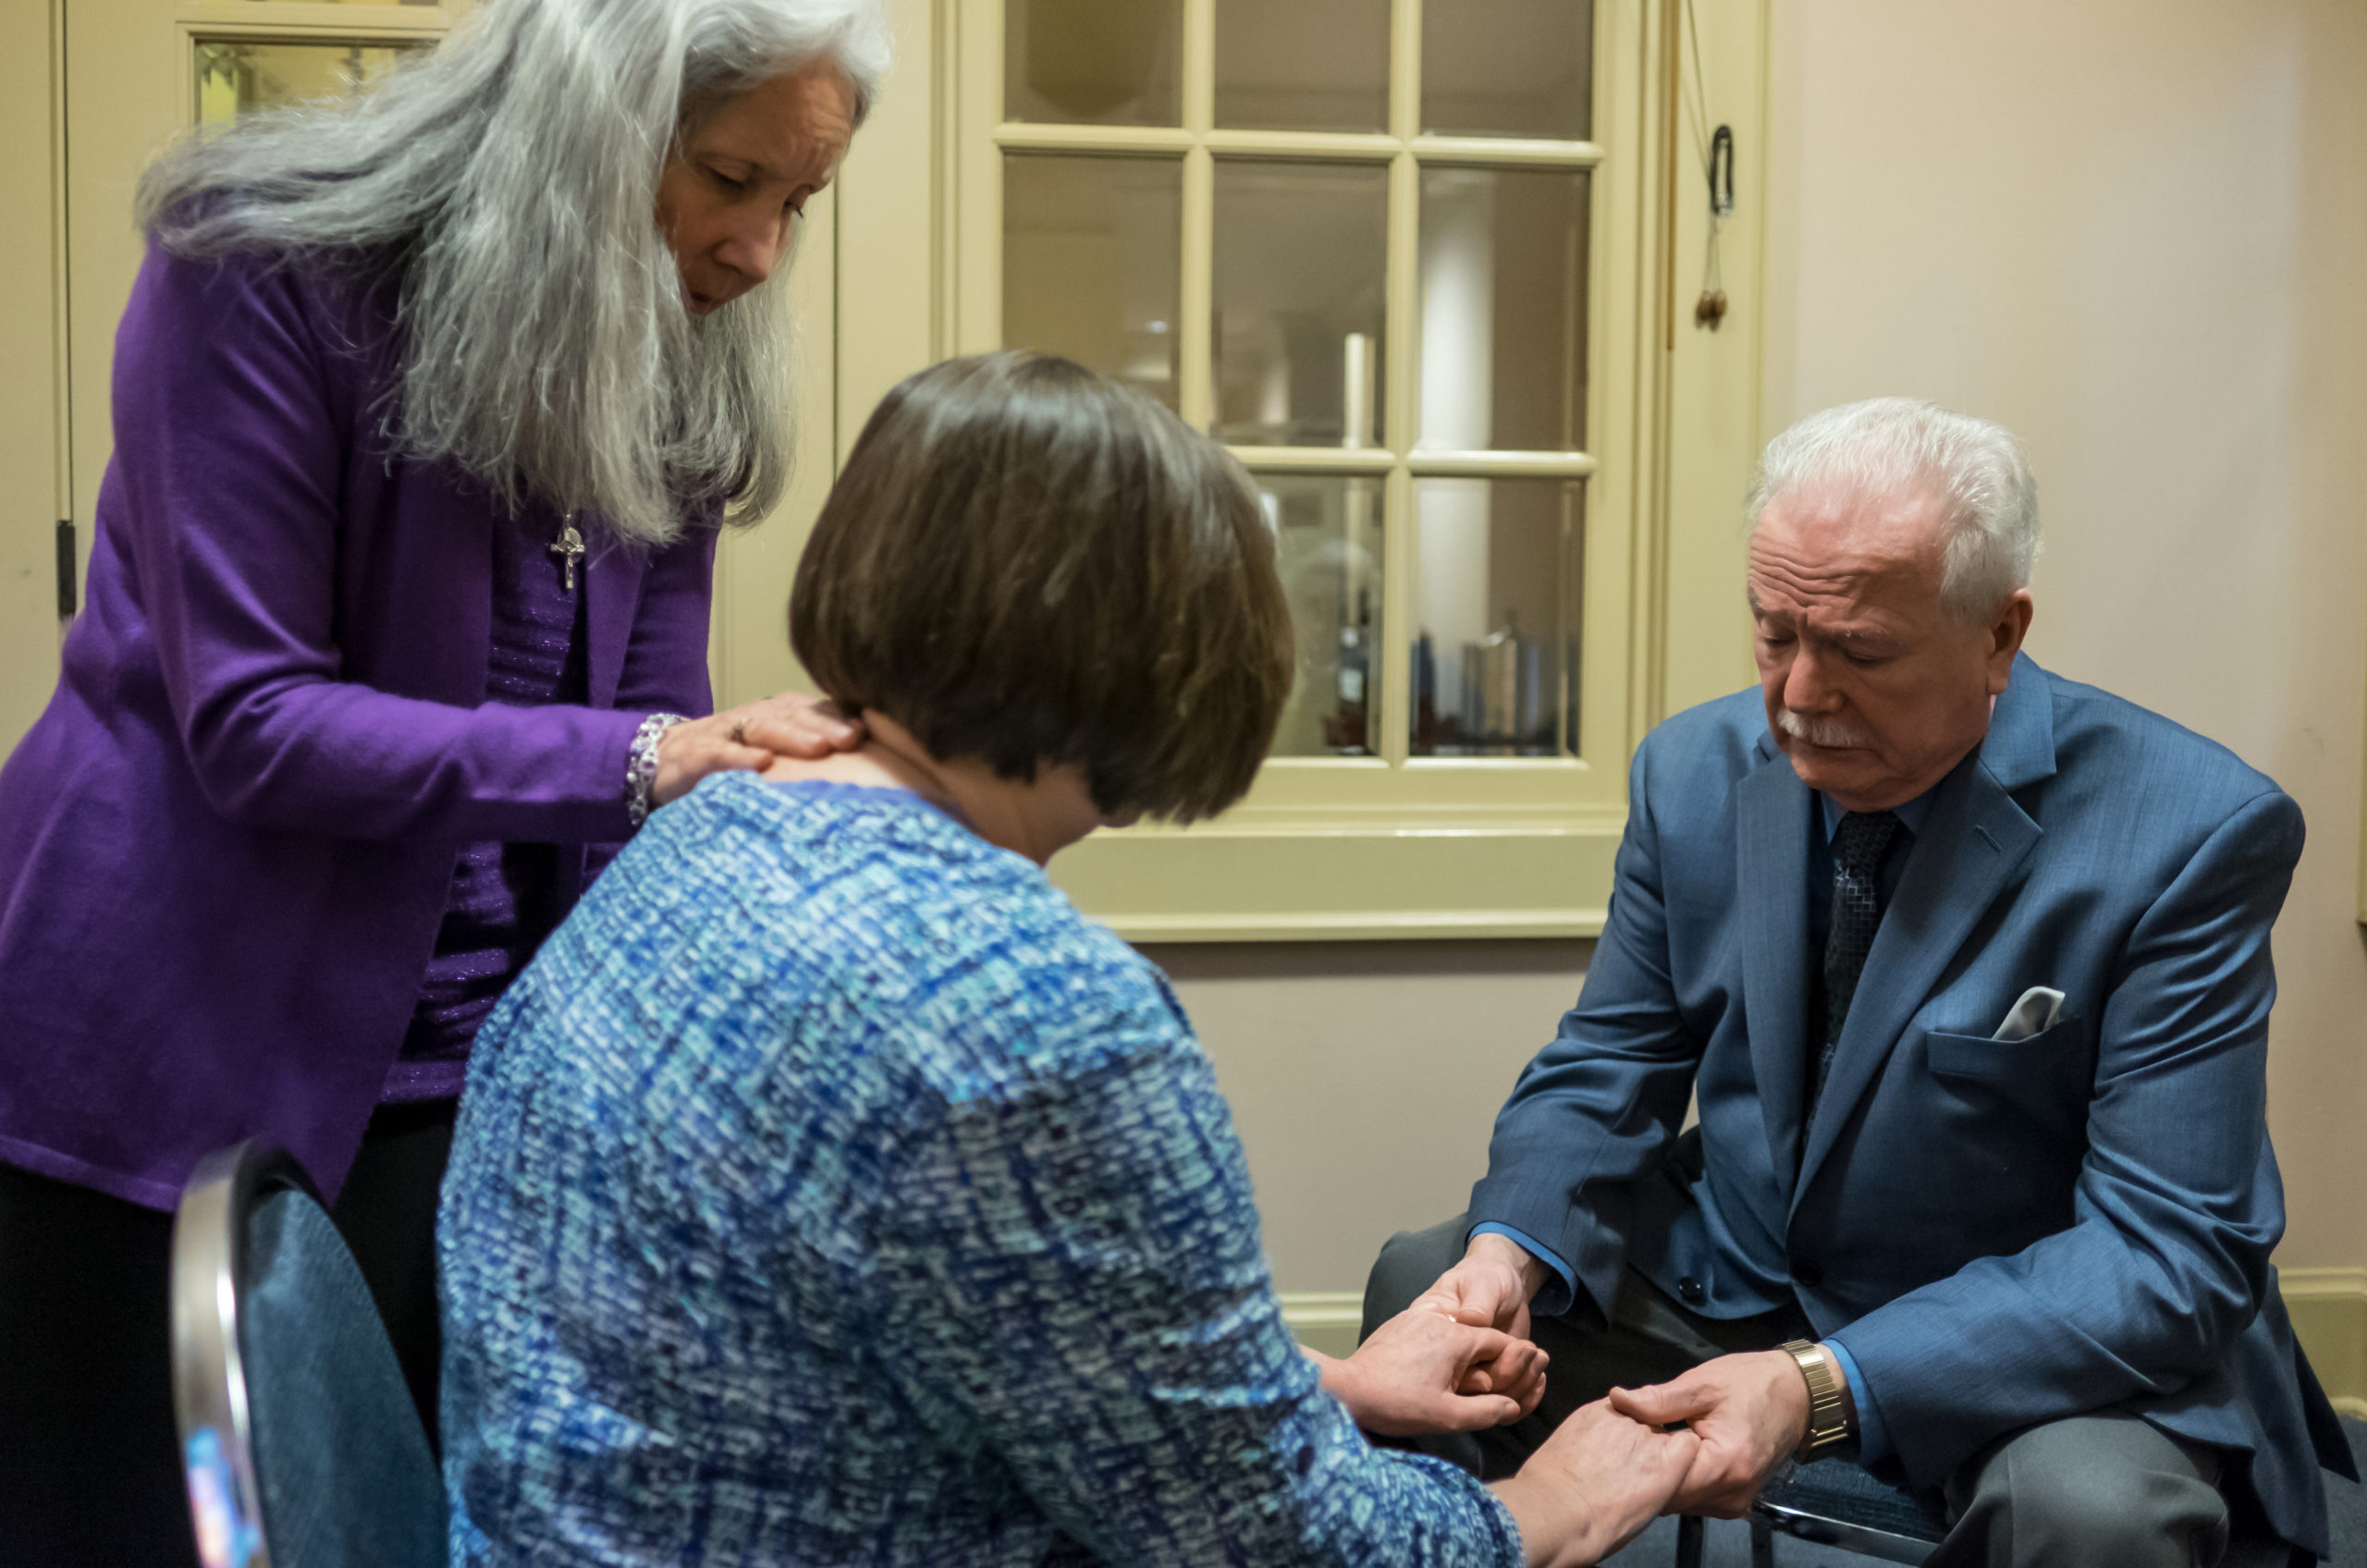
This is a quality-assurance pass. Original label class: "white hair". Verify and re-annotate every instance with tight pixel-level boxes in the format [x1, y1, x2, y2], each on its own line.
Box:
[1747, 398, 2040, 618]
[137, 0, 892, 548]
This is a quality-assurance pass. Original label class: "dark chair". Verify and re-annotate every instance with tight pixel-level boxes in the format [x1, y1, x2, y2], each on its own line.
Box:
[1748, 1459, 1945, 1563]
[171, 1139, 446, 1568]
[1673, 1459, 1941, 1568]
[1674, 1460, 2310, 1567]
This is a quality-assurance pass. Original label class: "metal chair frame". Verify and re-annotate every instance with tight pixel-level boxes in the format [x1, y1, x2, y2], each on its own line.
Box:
[172, 1137, 318, 1568]
[1673, 1491, 1940, 1567]
[1747, 1498, 1939, 1563]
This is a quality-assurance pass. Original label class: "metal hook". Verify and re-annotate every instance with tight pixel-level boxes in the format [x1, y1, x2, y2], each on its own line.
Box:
[1710, 124, 1735, 217]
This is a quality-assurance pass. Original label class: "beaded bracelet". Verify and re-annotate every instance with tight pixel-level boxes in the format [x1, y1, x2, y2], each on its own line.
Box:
[624, 712, 688, 827]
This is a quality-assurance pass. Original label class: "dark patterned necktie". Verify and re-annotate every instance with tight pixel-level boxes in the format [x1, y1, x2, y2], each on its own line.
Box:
[1810, 809, 1903, 1109]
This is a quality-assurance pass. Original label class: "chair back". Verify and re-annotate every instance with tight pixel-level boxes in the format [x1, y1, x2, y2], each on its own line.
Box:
[172, 1139, 446, 1568]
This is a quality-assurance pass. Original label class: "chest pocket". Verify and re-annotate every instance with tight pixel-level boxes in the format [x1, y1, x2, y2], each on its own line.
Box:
[1921, 1013, 2095, 1149]
[1925, 1012, 2086, 1076]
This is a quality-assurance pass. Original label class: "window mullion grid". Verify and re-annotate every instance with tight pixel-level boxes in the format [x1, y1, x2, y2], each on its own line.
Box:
[1390, 0, 1422, 142]
[1368, 0, 1422, 767]
[991, 124, 1193, 153]
[1411, 137, 1604, 169]
[1182, 0, 1214, 134]
[1380, 135, 1419, 765]
[1375, 460, 1415, 768]
[1178, 148, 1213, 430]
[1177, 0, 1215, 431]
[1407, 453, 1599, 479]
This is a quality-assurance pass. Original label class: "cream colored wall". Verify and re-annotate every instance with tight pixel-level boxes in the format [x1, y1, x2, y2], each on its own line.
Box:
[0, 1, 66, 753]
[1760, 0, 2367, 1273]
[1148, 939, 1589, 1293]
[1171, 0, 2367, 1318]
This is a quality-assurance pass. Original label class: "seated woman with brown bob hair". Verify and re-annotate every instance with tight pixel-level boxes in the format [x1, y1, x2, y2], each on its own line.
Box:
[436, 350, 1695, 1567]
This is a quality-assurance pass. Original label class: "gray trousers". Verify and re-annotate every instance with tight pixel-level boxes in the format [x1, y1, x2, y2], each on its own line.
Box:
[1365, 1217, 2234, 1568]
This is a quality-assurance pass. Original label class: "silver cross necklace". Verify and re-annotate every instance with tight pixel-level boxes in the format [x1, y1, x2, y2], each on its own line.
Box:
[547, 513, 586, 594]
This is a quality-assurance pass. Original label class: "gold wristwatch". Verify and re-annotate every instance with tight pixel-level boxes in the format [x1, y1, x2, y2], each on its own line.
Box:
[1779, 1340, 1853, 1461]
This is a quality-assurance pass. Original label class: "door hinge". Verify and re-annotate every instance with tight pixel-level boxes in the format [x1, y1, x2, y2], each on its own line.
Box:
[56, 520, 77, 620]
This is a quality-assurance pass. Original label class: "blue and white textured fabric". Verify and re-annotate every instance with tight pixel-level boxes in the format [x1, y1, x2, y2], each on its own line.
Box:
[438, 775, 1519, 1568]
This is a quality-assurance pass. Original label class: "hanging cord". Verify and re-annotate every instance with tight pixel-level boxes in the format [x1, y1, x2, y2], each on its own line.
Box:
[1684, 0, 1735, 329]
[1683, 0, 1713, 166]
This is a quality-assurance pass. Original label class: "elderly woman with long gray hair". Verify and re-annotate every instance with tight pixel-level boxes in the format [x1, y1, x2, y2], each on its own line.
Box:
[0, 0, 886, 1557]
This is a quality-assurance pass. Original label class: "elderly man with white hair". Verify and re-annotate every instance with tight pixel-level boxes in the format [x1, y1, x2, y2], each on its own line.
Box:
[1365, 398, 2356, 1565]
[0, 0, 885, 1558]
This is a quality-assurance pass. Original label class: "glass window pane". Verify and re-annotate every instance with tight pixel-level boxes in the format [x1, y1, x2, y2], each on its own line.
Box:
[195, 40, 421, 126]
[1411, 478, 1583, 756]
[1212, 161, 1387, 447]
[1004, 0, 1183, 128]
[1002, 154, 1183, 411]
[1214, 0, 1389, 133]
[1258, 474, 1384, 757]
[1422, 0, 1594, 141]
[1417, 167, 1590, 453]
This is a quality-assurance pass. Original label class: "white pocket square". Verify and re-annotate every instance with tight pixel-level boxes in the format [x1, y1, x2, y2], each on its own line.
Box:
[1993, 986, 2067, 1042]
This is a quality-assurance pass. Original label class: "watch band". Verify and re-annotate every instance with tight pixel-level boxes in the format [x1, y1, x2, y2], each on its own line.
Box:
[1779, 1339, 1853, 1462]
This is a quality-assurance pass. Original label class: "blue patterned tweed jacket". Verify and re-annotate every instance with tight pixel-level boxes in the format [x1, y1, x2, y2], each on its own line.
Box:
[438, 775, 1520, 1568]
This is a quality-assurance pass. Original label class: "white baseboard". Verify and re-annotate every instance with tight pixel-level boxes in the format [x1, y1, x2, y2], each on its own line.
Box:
[1286, 1270, 2367, 1419]
[1281, 1291, 1366, 1360]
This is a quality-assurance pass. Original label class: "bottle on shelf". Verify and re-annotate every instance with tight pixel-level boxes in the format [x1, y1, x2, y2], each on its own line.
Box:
[1324, 587, 1373, 754]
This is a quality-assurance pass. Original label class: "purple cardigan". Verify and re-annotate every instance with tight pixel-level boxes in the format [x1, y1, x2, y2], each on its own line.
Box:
[0, 243, 717, 1209]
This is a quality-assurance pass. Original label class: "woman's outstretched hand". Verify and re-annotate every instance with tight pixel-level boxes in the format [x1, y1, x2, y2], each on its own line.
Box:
[1490, 1399, 1701, 1568]
[652, 692, 863, 809]
[1309, 1306, 1550, 1436]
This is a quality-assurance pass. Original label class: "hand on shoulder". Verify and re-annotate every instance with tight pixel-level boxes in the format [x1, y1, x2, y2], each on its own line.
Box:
[655, 690, 865, 807]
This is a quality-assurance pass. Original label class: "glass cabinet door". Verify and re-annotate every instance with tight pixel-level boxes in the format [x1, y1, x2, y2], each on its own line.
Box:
[1003, 0, 1183, 127]
[1259, 473, 1385, 757]
[1214, 0, 1390, 134]
[194, 39, 422, 124]
[1423, 0, 1594, 141]
[1003, 153, 1184, 410]
[990, 0, 1602, 776]
[1211, 162, 1388, 448]
[1410, 477, 1582, 756]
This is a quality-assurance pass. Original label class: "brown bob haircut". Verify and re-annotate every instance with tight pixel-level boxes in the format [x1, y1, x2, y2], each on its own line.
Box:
[791, 351, 1294, 823]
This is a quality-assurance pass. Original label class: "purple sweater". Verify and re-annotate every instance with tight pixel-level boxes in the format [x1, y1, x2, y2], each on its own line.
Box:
[0, 242, 717, 1208]
[387, 516, 593, 1104]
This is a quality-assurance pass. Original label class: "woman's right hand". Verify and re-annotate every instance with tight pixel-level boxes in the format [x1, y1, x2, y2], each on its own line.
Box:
[1312, 1306, 1550, 1436]
[1489, 1399, 1700, 1568]
[651, 691, 864, 809]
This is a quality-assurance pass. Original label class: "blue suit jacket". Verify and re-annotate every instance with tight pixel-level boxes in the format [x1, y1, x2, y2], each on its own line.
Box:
[1468, 655, 2352, 1558]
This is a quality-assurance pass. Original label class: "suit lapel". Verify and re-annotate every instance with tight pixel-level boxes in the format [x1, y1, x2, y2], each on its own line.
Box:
[1792, 656, 2057, 1204]
[584, 535, 649, 708]
[1736, 743, 1813, 1195]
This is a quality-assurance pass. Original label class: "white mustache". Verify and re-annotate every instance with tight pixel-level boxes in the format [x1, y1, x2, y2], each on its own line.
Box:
[1777, 709, 1870, 749]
